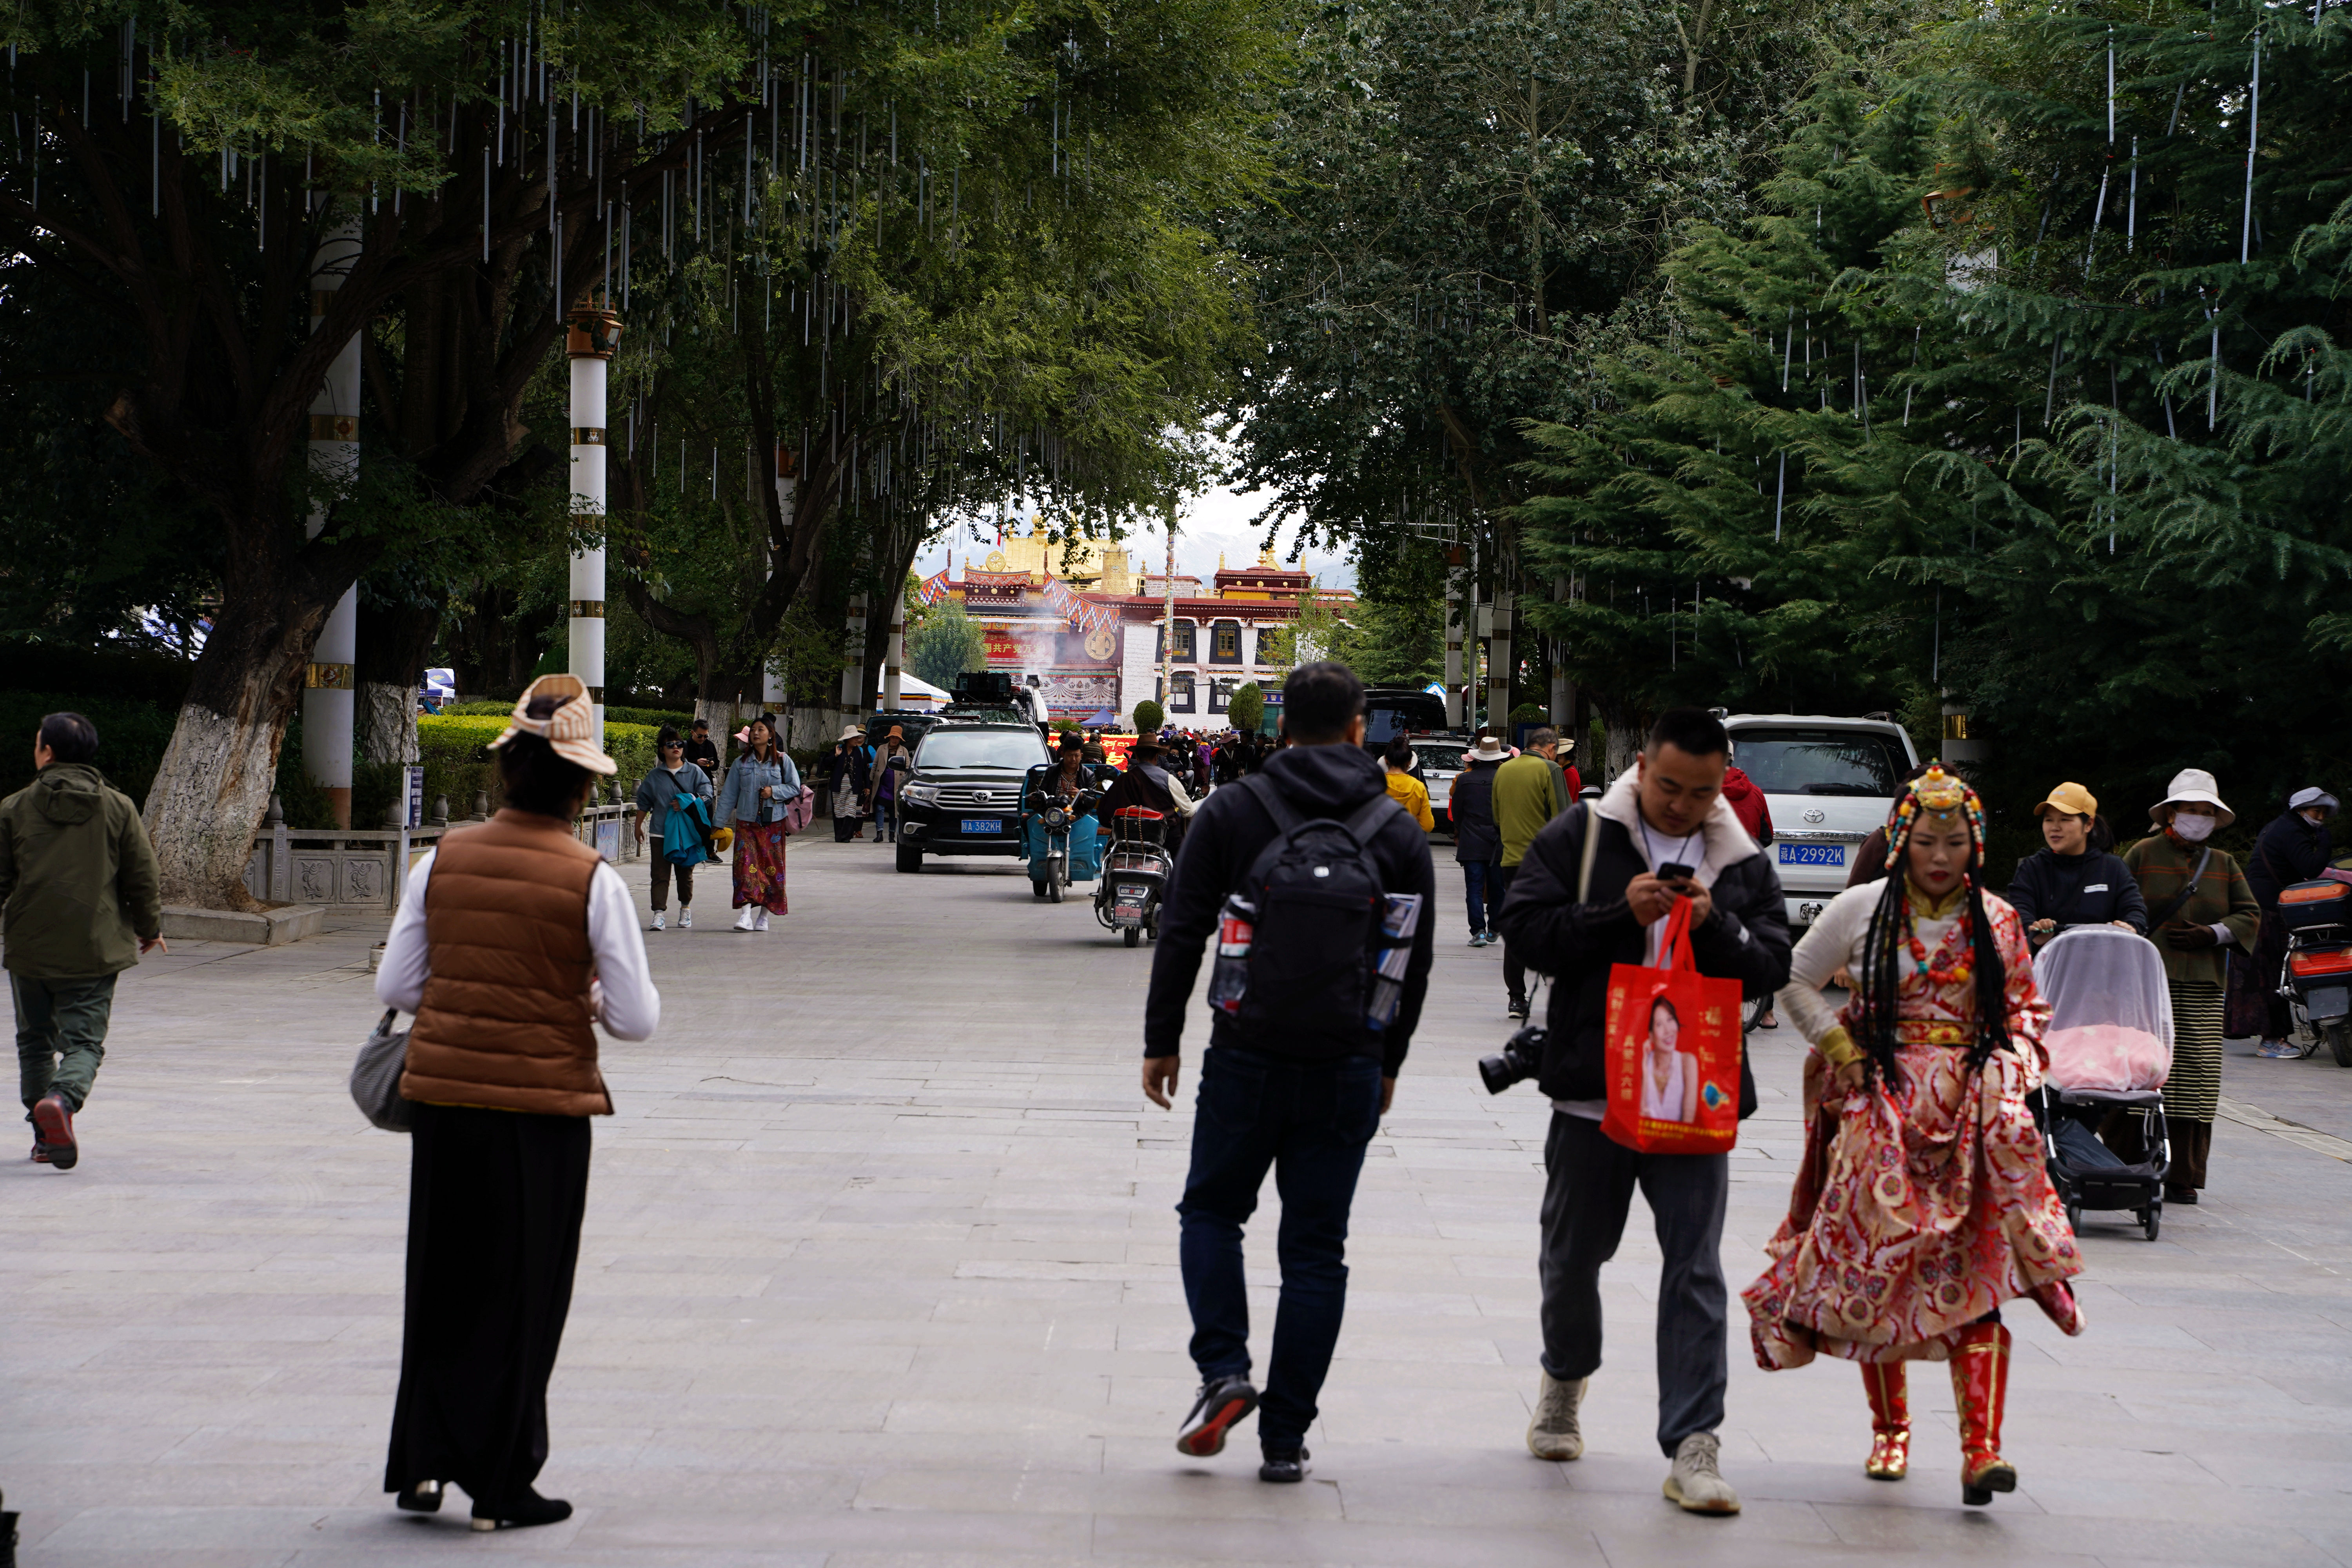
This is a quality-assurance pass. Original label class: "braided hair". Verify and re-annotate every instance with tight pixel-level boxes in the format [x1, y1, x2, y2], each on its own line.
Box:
[1850, 768, 2013, 1089]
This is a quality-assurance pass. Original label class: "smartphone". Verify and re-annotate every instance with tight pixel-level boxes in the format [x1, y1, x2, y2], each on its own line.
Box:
[1657, 861, 1694, 882]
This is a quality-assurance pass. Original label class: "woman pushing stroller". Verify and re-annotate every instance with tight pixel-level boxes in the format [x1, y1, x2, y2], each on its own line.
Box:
[1742, 766, 2085, 1507]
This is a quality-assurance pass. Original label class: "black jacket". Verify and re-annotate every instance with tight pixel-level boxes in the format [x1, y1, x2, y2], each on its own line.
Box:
[2007, 848, 2150, 934]
[1103, 764, 1185, 851]
[1145, 743, 1437, 1075]
[1494, 797, 1791, 1109]
[1451, 759, 1502, 864]
[2248, 810, 2331, 908]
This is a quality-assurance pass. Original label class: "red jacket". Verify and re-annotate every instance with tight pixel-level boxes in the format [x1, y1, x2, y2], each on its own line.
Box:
[1720, 765, 1773, 846]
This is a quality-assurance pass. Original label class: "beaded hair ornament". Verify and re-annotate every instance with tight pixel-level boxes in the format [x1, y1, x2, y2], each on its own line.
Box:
[1882, 764, 1986, 870]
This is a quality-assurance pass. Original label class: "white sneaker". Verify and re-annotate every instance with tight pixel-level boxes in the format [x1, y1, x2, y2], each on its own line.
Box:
[677, 907, 692, 929]
[1527, 1372, 1586, 1461]
[1664, 1432, 1740, 1515]
[652, 910, 666, 931]
[753, 909, 769, 932]
[733, 907, 756, 931]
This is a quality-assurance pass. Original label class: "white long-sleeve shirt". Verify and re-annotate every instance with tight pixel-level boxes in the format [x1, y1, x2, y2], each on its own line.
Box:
[375, 848, 661, 1041]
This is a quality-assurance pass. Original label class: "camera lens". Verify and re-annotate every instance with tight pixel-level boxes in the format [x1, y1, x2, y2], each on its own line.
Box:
[1477, 1051, 1519, 1095]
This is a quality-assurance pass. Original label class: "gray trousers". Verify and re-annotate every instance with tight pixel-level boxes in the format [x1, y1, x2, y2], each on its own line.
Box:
[1538, 1111, 1728, 1457]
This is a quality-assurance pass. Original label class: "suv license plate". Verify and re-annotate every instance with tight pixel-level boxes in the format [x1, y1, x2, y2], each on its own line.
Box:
[960, 818, 1002, 835]
[1779, 843, 1845, 867]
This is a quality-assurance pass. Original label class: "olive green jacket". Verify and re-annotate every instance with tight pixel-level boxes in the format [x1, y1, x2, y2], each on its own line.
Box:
[0, 763, 163, 979]
[2121, 833, 2259, 987]
[1493, 753, 1572, 868]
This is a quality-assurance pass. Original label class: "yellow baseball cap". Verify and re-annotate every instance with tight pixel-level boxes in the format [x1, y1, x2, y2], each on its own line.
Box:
[2033, 782, 2097, 818]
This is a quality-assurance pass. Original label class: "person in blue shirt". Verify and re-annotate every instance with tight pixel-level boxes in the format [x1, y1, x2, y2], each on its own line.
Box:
[713, 714, 802, 932]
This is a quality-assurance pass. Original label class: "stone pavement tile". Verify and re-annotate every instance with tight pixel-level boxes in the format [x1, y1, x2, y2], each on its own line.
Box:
[1813, 1497, 2343, 1564]
[569, 1504, 1094, 1555]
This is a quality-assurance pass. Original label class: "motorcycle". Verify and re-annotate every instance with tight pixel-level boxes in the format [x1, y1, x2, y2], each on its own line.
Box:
[1025, 784, 1105, 904]
[2278, 871, 2352, 1066]
[1096, 806, 1175, 947]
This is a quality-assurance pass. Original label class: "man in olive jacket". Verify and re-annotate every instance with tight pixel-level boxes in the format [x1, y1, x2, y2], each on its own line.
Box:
[1, 713, 164, 1170]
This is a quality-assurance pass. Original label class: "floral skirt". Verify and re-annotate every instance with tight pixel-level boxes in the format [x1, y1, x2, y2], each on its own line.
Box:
[1741, 1040, 2083, 1368]
[731, 820, 789, 914]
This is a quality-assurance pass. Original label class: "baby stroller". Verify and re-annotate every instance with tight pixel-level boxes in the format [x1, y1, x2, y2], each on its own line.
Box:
[2033, 926, 2172, 1242]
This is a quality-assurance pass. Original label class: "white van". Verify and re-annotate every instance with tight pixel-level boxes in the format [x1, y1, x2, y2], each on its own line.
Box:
[1720, 714, 1920, 931]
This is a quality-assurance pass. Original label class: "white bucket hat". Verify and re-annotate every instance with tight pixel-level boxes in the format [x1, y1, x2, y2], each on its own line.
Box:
[2150, 767, 2232, 829]
[1468, 735, 1507, 761]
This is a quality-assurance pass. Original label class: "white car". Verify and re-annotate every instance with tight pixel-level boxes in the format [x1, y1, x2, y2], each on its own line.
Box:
[1409, 739, 1468, 832]
[1721, 714, 1920, 931]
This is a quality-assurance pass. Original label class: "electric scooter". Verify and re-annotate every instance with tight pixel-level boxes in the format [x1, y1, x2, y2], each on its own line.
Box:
[1096, 806, 1175, 947]
[2278, 871, 2352, 1066]
[1026, 785, 1104, 904]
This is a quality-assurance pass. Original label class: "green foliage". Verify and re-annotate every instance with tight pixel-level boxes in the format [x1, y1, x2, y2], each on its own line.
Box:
[1517, 2, 2352, 832]
[1229, 681, 1265, 733]
[908, 597, 990, 691]
[1133, 699, 1166, 733]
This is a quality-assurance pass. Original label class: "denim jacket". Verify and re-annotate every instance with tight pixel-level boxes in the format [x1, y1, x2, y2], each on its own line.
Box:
[715, 750, 803, 826]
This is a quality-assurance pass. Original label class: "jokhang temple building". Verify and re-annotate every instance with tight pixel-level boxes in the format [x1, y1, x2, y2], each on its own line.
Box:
[922, 520, 1354, 727]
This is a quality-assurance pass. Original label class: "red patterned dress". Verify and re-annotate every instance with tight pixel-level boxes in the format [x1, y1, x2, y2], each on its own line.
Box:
[1742, 880, 2083, 1368]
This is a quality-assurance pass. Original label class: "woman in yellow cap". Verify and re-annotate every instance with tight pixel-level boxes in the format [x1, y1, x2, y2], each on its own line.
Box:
[2006, 782, 2149, 948]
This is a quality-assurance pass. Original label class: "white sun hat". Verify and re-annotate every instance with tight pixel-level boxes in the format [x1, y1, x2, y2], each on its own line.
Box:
[2149, 768, 2232, 830]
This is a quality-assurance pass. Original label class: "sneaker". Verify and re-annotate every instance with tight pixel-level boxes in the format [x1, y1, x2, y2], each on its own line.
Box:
[1175, 1374, 1259, 1457]
[31, 1092, 76, 1171]
[1259, 1446, 1310, 1483]
[1526, 1371, 1586, 1461]
[1507, 995, 1531, 1022]
[677, 907, 692, 929]
[652, 910, 666, 931]
[753, 909, 770, 932]
[1466, 932, 1486, 948]
[1663, 1431, 1740, 1515]
[2255, 1038, 2294, 1059]
[733, 907, 756, 931]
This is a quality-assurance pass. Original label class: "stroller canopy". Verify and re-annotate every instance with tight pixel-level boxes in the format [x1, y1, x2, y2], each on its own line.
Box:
[2032, 926, 2172, 1093]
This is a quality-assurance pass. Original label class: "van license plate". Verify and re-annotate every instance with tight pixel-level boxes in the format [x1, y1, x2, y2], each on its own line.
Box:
[1779, 844, 1844, 867]
[960, 818, 1002, 835]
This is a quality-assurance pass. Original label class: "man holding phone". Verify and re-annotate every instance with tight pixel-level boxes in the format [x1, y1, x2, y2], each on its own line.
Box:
[1492, 709, 1790, 1515]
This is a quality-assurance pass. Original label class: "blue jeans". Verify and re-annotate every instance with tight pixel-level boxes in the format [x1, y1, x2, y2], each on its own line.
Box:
[1177, 1045, 1382, 1450]
[1462, 860, 1500, 933]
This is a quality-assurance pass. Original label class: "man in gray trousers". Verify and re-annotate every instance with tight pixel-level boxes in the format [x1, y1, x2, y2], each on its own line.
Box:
[1494, 708, 1789, 1515]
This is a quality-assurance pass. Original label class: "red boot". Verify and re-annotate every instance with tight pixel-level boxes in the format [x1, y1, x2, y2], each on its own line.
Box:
[1860, 1361, 1908, 1480]
[1949, 1322, 2016, 1505]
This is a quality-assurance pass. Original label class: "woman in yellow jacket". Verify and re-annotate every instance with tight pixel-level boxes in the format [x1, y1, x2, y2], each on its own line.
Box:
[1381, 738, 1436, 831]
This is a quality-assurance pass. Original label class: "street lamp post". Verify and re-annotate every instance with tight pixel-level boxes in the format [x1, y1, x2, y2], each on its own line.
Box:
[568, 302, 622, 748]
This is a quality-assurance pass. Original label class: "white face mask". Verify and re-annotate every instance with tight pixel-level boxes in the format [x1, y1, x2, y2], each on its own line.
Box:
[2172, 813, 2216, 843]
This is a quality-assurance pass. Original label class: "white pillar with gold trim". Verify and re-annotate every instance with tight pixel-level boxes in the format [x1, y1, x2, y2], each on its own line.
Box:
[302, 213, 363, 828]
[567, 304, 622, 749]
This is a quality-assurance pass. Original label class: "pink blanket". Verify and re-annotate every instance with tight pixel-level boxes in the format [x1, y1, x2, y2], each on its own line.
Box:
[2044, 1023, 2168, 1092]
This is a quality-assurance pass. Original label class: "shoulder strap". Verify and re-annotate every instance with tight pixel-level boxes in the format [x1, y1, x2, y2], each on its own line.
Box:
[1344, 790, 1403, 843]
[1240, 773, 1304, 837]
[1575, 802, 1601, 903]
[2148, 846, 2214, 927]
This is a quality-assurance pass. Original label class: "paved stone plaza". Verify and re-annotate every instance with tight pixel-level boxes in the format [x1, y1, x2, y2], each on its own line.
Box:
[5, 833, 2351, 1566]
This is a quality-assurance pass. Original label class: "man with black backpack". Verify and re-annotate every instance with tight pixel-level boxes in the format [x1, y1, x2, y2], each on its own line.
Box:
[1142, 663, 1437, 1485]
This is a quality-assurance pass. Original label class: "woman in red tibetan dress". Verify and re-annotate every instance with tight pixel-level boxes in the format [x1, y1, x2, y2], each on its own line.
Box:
[1741, 767, 2085, 1507]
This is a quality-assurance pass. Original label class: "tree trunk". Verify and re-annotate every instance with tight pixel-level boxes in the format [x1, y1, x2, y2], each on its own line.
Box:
[1598, 697, 1649, 789]
[141, 590, 327, 908]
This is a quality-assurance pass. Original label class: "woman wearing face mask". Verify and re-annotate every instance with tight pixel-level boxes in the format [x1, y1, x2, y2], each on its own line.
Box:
[1745, 768, 2082, 1508]
[2121, 769, 2259, 1204]
[2007, 782, 2149, 949]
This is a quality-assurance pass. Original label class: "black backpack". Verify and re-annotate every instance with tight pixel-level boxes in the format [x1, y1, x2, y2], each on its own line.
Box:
[1227, 776, 1402, 1048]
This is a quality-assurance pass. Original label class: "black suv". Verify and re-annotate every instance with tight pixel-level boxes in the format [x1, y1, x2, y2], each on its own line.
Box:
[893, 721, 1052, 873]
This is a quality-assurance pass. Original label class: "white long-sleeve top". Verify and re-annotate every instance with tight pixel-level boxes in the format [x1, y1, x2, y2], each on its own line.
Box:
[375, 848, 661, 1041]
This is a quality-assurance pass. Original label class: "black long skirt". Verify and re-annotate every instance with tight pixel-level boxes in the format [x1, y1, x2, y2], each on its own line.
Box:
[384, 1102, 591, 1506]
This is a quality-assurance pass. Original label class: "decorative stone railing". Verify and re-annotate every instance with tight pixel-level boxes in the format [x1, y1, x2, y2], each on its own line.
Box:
[241, 784, 644, 913]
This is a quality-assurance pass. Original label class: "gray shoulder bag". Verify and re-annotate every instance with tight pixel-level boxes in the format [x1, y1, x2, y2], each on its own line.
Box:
[350, 1009, 415, 1132]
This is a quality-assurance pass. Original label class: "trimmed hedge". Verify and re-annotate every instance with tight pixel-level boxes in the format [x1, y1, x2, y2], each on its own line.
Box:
[412, 715, 659, 818]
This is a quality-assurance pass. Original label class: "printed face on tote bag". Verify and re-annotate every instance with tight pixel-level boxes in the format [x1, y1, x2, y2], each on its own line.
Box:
[1601, 901, 1741, 1156]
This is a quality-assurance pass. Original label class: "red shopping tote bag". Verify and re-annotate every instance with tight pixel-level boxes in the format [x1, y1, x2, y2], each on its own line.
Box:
[1599, 900, 1742, 1155]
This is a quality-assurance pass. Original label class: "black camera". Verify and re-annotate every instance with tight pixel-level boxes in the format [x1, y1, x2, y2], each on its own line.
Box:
[1478, 1025, 1547, 1095]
